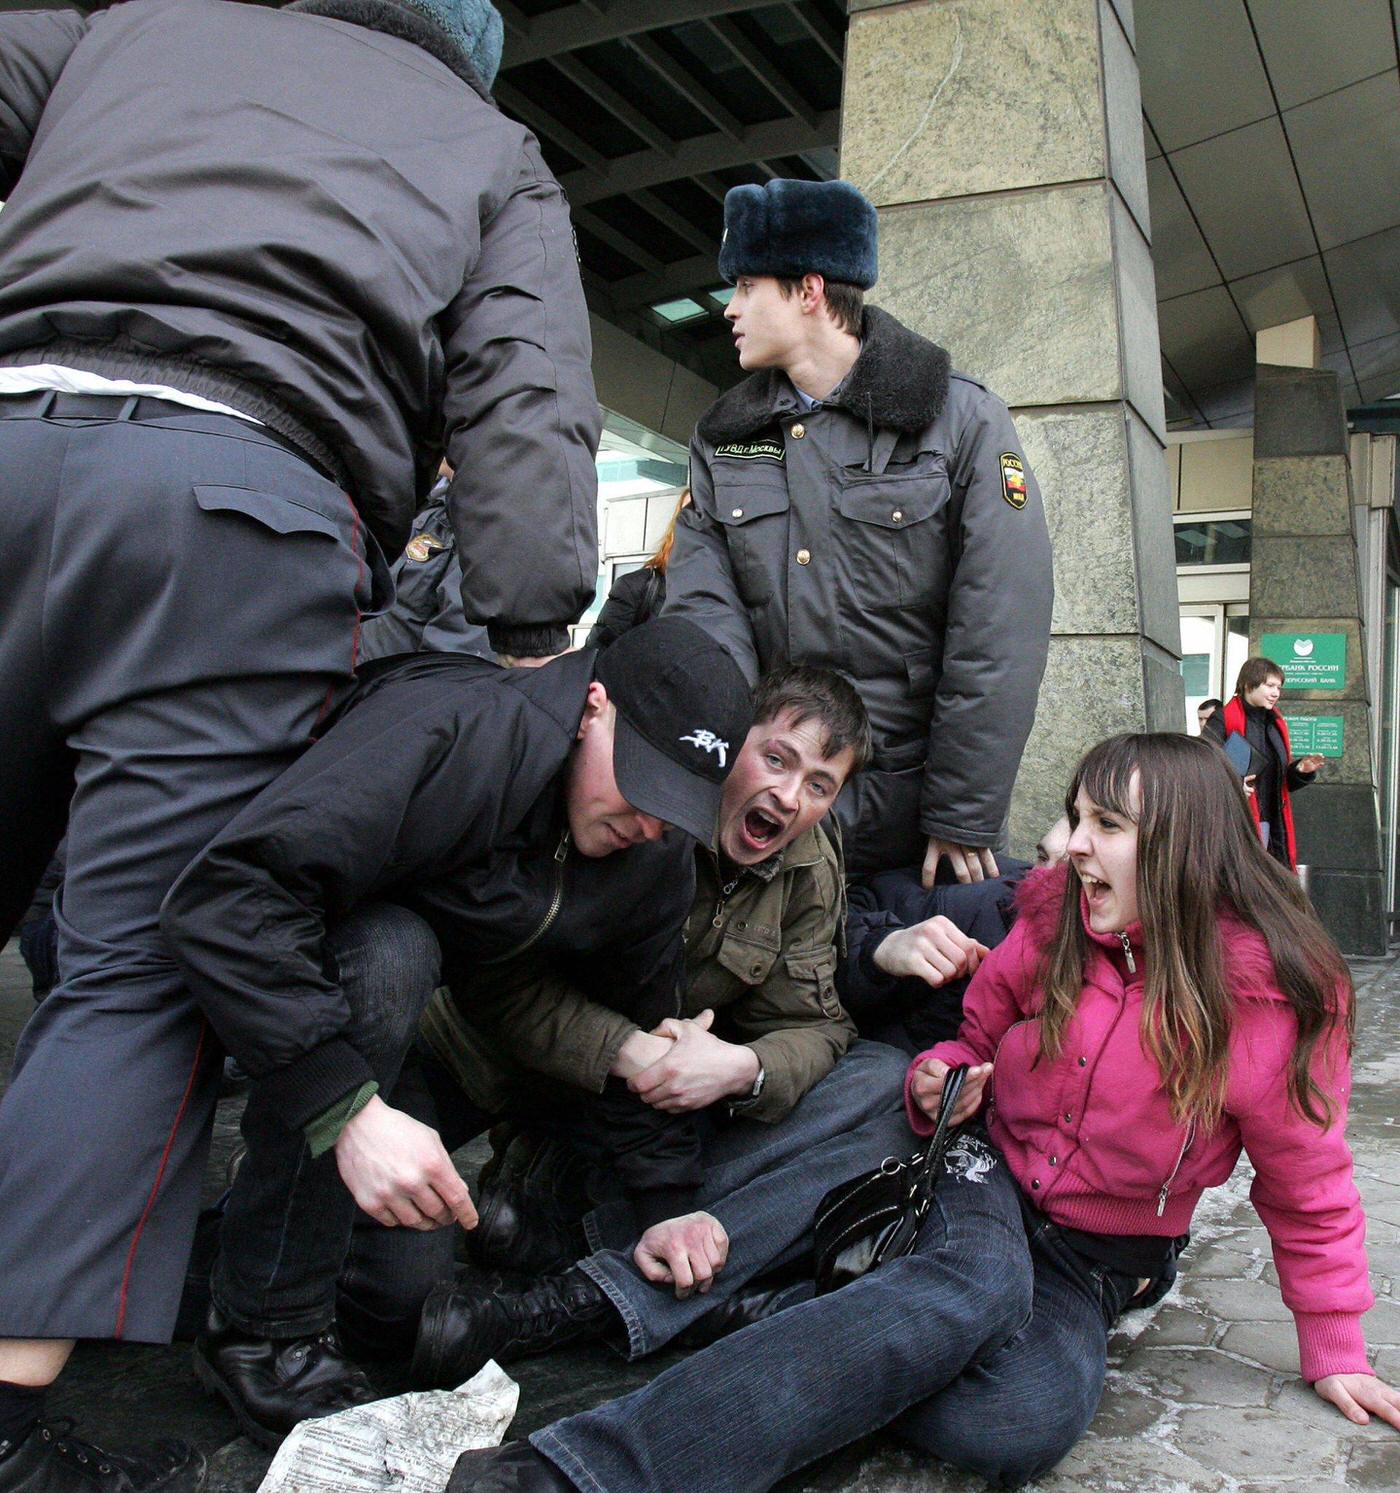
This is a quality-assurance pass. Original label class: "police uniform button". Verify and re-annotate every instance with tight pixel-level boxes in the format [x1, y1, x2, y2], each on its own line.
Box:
[796, 548, 811, 565]
[791, 422, 805, 439]
[732, 508, 743, 518]
[892, 510, 903, 523]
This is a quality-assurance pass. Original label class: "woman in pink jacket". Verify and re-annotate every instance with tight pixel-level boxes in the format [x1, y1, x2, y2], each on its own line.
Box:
[901, 730, 1398, 1479]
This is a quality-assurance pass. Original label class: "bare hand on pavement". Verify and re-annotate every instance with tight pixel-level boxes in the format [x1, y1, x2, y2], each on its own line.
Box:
[334, 1094, 478, 1232]
[1313, 1372, 1400, 1431]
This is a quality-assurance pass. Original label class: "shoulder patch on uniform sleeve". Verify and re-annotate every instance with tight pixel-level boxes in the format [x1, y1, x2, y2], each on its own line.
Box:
[1000, 453, 1027, 509]
[404, 532, 446, 563]
[714, 438, 785, 464]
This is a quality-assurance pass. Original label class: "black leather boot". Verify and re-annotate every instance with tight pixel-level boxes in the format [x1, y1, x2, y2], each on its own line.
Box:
[0, 1419, 205, 1492]
[676, 1276, 814, 1348]
[411, 1268, 614, 1389]
[465, 1182, 587, 1278]
[446, 1442, 575, 1493]
[192, 1311, 380, 1449]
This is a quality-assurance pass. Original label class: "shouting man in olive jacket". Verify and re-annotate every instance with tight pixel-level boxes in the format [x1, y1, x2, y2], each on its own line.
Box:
[666, 179, 1054, 882]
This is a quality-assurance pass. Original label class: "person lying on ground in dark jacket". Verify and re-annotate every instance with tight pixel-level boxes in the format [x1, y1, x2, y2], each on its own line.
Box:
[839, 815, 1071, 1052]
[150, 618, 752, 1451]
[392, 668, 982, 1393]
[358, 467, 495, 665]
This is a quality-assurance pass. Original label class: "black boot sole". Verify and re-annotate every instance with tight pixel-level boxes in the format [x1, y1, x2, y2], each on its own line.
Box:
[191, 1350, 284, 1452]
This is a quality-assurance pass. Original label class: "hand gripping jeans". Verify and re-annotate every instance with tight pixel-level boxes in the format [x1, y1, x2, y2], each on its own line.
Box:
[534, 1133, 1140, 1493]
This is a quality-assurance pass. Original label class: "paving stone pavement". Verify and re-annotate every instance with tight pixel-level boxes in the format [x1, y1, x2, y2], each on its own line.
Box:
[3, 938, 1399, 1492]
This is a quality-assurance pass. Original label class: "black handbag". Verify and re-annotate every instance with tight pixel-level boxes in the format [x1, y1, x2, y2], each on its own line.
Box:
[812, 1065, 968, 1295]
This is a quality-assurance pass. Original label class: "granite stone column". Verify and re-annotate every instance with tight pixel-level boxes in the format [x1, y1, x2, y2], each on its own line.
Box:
[841, 0, 1181, 849]
[1250, 363, 1386, 954]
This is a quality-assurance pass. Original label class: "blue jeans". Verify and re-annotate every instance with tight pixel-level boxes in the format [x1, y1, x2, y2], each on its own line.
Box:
[578, 1040, 912, 1359]
[212, 902, 442, 1337]
[339, 1040, 913, 1356]
[534, 1134, 1135, 1493]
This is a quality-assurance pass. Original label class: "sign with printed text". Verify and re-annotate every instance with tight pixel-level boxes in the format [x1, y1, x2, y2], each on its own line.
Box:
[1282, 715, 1345, 758]
[1260, 632, 1346, 691]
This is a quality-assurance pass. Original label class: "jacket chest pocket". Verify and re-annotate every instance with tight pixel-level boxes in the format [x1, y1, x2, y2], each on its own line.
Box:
[836, 460, 951, 609]
[715, 930, 781, 987]
[714, 480, 790, 609]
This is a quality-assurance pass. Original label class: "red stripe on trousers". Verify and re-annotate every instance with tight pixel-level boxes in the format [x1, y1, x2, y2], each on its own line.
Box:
[114, 1019, 208, 1340]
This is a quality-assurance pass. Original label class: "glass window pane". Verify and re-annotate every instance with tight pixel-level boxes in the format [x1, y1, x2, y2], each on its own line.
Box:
[1174, 517, 1251, 566]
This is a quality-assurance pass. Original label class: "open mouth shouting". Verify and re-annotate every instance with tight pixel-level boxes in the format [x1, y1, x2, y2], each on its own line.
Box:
[741, 804, 786, 856]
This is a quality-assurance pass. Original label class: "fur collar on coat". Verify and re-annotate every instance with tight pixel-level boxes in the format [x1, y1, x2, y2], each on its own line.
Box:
[697, 305, 953, 444]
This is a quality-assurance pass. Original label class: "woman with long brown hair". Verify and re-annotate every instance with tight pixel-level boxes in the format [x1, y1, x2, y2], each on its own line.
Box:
[902, 730, 1396, 1479]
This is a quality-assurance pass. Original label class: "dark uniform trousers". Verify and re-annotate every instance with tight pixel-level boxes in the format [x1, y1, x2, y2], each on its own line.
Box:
[0, 397, 387, 1342]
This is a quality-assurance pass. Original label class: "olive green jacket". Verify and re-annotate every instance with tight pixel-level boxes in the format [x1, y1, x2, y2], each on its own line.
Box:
[423, 824, 855, 1123]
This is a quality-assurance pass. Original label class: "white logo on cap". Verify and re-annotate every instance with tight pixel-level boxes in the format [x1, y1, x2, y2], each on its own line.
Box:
[680, 728, 728, 768]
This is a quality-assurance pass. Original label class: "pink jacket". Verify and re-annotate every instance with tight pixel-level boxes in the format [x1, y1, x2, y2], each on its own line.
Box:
[906, 864, 1373, 1382]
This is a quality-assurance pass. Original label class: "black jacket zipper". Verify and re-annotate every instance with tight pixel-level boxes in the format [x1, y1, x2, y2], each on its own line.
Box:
[482, 830, 570, 965]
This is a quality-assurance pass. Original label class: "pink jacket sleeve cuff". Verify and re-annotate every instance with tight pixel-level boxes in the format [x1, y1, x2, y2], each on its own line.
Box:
[1294, 1311, 1373, 1383]
[905, 1043, 984, 1135]
[904, 1050, 937, 1135]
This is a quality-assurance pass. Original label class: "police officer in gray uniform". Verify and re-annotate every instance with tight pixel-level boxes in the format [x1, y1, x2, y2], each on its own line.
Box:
[0, 2, 598, 1489]
[666, 179, 1053, 882]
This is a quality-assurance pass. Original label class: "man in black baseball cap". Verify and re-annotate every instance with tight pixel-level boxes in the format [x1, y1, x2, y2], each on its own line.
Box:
[112, 620, 753, 1447]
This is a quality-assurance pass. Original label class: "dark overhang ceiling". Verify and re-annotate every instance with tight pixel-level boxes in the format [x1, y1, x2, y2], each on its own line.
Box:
[12, 0, 1398, 428]
[487, 0, 1399, 428]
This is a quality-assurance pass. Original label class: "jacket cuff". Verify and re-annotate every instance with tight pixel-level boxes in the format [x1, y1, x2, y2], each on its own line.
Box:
[488, 623, 570, 658]
[1294, 1311, 1373, 1383]
[630, 1185, 698, 1233]
[857, 931, 902, 999]
[304, 1079, 379, 1158]
[919, 817, 1000, 850]
[905, 1048, 939, 1135]
[258, 1037, 376, 1131]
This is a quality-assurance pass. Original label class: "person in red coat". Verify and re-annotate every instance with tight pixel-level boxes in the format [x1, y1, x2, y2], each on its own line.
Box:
[1205, 656, 1322, 870]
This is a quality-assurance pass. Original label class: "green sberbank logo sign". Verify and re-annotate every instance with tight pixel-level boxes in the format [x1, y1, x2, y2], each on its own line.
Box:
[1260, 632, 1346, 692]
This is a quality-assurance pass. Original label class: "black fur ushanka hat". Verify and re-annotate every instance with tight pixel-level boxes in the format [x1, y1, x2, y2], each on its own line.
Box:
[718, 178, 878, 289]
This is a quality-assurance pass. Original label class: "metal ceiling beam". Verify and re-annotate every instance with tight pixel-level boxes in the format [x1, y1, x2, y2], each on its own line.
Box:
[559, 109, 839, 207]
[493, 0, 531, 38]
[626, 33, 744, 140]
[611, 253, 728, 311]
[574, 207, 666, 277]
[634, 188, 718, 256]
[694, 174, 733, 205]
[551, 53, 676, 158]
[501, 0, 774, 68]
[704, 15, 819, 130]
[786, 3, 845, 66]
[494, 80, 609, 174]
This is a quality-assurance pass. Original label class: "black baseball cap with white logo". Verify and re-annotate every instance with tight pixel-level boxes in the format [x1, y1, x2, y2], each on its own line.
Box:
[595, 616, 753, 847]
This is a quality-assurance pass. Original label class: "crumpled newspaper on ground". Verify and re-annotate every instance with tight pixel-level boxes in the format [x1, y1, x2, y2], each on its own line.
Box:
[256, 1360, 519, 1493]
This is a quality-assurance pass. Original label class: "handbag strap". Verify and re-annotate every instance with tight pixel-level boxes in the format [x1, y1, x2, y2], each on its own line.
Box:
[908, 1064, 968, 1214]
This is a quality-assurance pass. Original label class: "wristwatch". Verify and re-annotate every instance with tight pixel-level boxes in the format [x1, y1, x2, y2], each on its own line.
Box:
[729, 1062, 767, 1113]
